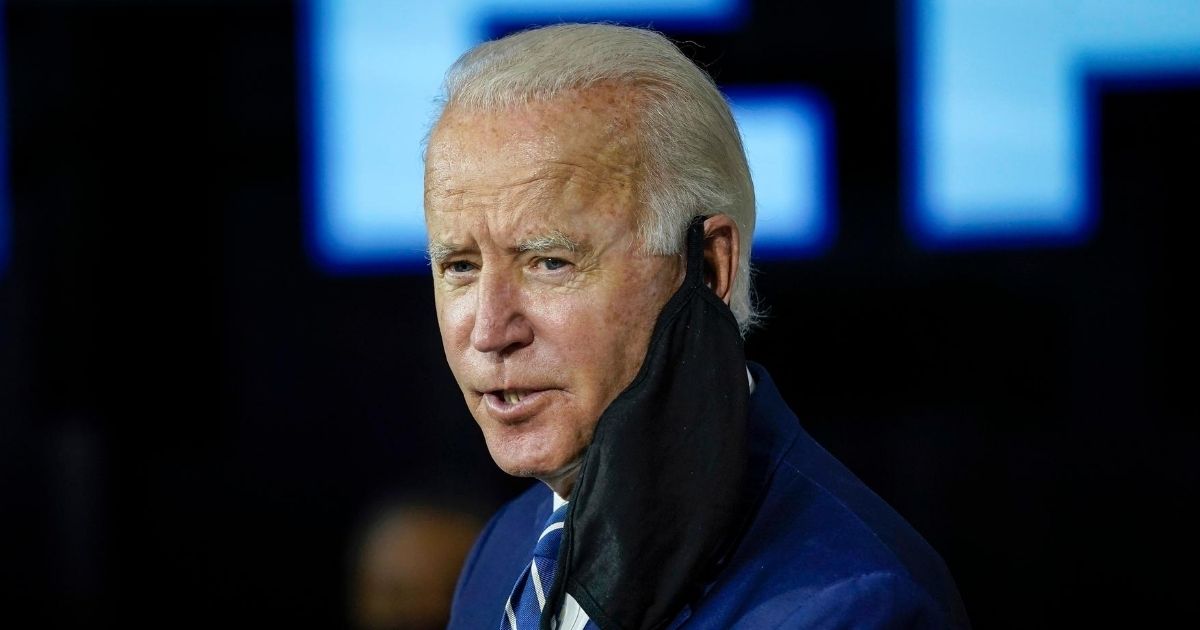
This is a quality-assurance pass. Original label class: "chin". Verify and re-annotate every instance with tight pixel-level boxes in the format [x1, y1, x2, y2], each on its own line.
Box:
[485, 431, 586, 485]
[491, 449, 583, 482]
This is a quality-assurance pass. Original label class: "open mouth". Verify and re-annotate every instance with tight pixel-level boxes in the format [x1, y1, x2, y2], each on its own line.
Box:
[481, 388, 553, 419]
[497, 389, 528, 405]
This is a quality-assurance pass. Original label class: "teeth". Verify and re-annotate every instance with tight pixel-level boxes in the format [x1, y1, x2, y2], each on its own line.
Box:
[504, 391, 522, 405]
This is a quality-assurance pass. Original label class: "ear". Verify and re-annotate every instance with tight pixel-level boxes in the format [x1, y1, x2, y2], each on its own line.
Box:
[702, 214, 739, 306]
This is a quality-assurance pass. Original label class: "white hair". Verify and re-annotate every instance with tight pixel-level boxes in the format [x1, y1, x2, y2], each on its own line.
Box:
[433, 23, 759, 334]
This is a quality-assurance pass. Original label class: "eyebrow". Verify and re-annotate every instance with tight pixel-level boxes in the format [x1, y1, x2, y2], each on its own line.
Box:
[426, 240, 458, 265]
[516, 231, 580, 254]
[426, 231, 581, 266]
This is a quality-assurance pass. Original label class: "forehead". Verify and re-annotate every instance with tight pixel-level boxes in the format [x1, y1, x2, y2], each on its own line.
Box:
[424, 87, 641, 207]
[429, 84, 640, 157]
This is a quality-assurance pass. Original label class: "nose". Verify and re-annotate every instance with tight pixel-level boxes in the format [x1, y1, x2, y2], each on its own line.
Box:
[470, 268, 533, 355]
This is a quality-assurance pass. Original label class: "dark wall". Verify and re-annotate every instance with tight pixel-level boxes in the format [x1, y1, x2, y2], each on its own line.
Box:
[1, 1, 1195, 628]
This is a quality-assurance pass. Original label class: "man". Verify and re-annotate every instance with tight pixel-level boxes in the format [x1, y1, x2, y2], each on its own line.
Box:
[424, 23, 969, 629]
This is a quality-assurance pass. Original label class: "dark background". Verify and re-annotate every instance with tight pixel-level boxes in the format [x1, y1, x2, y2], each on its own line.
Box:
[1, 0, 1196, 627]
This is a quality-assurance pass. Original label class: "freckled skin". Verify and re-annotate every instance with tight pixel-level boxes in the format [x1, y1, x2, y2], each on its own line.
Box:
[425, 88, 683, 498]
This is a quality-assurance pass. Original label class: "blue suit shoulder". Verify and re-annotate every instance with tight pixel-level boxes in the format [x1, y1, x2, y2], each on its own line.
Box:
[448, 365, 970, 629]
[684, 364, 969, 628]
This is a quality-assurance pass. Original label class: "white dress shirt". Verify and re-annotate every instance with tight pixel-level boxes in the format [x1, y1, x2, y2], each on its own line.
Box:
[551, 492, 592, 630]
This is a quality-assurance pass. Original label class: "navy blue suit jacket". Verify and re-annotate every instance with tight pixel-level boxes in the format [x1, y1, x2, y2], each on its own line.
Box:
[450, 364, 970, 628]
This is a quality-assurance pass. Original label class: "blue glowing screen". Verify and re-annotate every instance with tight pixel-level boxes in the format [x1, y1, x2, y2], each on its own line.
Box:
[908, 0, 1200, 246]
[301, 0, 830, 270]
[728, 88, 833, 256]
[0, 5, 7, 275]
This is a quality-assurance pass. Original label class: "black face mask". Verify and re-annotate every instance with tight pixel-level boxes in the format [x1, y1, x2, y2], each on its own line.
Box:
[542, 216, 752, 630]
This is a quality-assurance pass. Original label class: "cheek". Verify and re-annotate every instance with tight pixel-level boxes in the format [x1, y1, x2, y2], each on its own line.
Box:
[535, 281, 664, 390]
[604, 264, 681, 358]
[535, 296, 597, 347]
[534, 296, 615, 373]
[434, 289, 476, 361]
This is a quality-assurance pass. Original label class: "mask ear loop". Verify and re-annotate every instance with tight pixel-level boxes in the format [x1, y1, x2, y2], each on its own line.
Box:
[683, 215, 710, 291]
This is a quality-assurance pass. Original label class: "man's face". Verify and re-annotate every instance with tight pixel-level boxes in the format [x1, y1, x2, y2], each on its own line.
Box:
[424, 89, 682, 496]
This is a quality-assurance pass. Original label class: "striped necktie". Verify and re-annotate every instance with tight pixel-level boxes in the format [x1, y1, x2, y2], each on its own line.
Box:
[501, 503, 569, 630]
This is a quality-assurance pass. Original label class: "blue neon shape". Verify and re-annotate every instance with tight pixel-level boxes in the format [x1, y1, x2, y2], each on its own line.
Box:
[481, 0, 743, 31]
[302, 0, 828, 271]
[907, 0, 1200, 247]
[727, 88, 834, 256]
[0, 4, 8, 276]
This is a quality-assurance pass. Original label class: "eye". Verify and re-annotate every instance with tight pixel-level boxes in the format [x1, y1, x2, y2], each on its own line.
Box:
[445, 260, 477, 274]
[537, 257, 570, 271]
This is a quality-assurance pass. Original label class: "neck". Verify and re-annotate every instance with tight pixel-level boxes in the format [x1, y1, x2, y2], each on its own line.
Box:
[542, 464, 581, 500]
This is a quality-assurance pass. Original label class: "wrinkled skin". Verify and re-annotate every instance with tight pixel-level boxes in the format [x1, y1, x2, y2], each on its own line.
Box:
[424, 88, 683, 498]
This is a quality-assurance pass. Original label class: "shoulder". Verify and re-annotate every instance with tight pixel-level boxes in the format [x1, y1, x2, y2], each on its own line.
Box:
[727, 570, 954, 629]
[693, 365, 969, 628]
[448, 483, 550, 630]
[689, 466, 969, 628]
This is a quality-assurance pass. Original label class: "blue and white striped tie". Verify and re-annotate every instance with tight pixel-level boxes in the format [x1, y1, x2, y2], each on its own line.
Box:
[501, 504, 569, 630]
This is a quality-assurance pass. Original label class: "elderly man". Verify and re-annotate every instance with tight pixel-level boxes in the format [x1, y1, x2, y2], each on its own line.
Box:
[424, 23, 969, 630]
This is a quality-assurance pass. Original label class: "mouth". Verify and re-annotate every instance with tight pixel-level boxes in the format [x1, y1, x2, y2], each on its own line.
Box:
[500, 389, 527, 405]
[480, 388, 555, 423]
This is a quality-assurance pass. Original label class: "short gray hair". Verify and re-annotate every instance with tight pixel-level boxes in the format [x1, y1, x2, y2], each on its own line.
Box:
[434, 23, 758, 334]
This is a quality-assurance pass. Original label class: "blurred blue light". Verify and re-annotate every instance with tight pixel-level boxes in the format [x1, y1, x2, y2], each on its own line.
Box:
[728, 88, 834, 257]
[0, 6, 8, 276]
[907, 0, 1200, 247]
[303, 0, 827, 270]
[481, 0, 743, 31]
